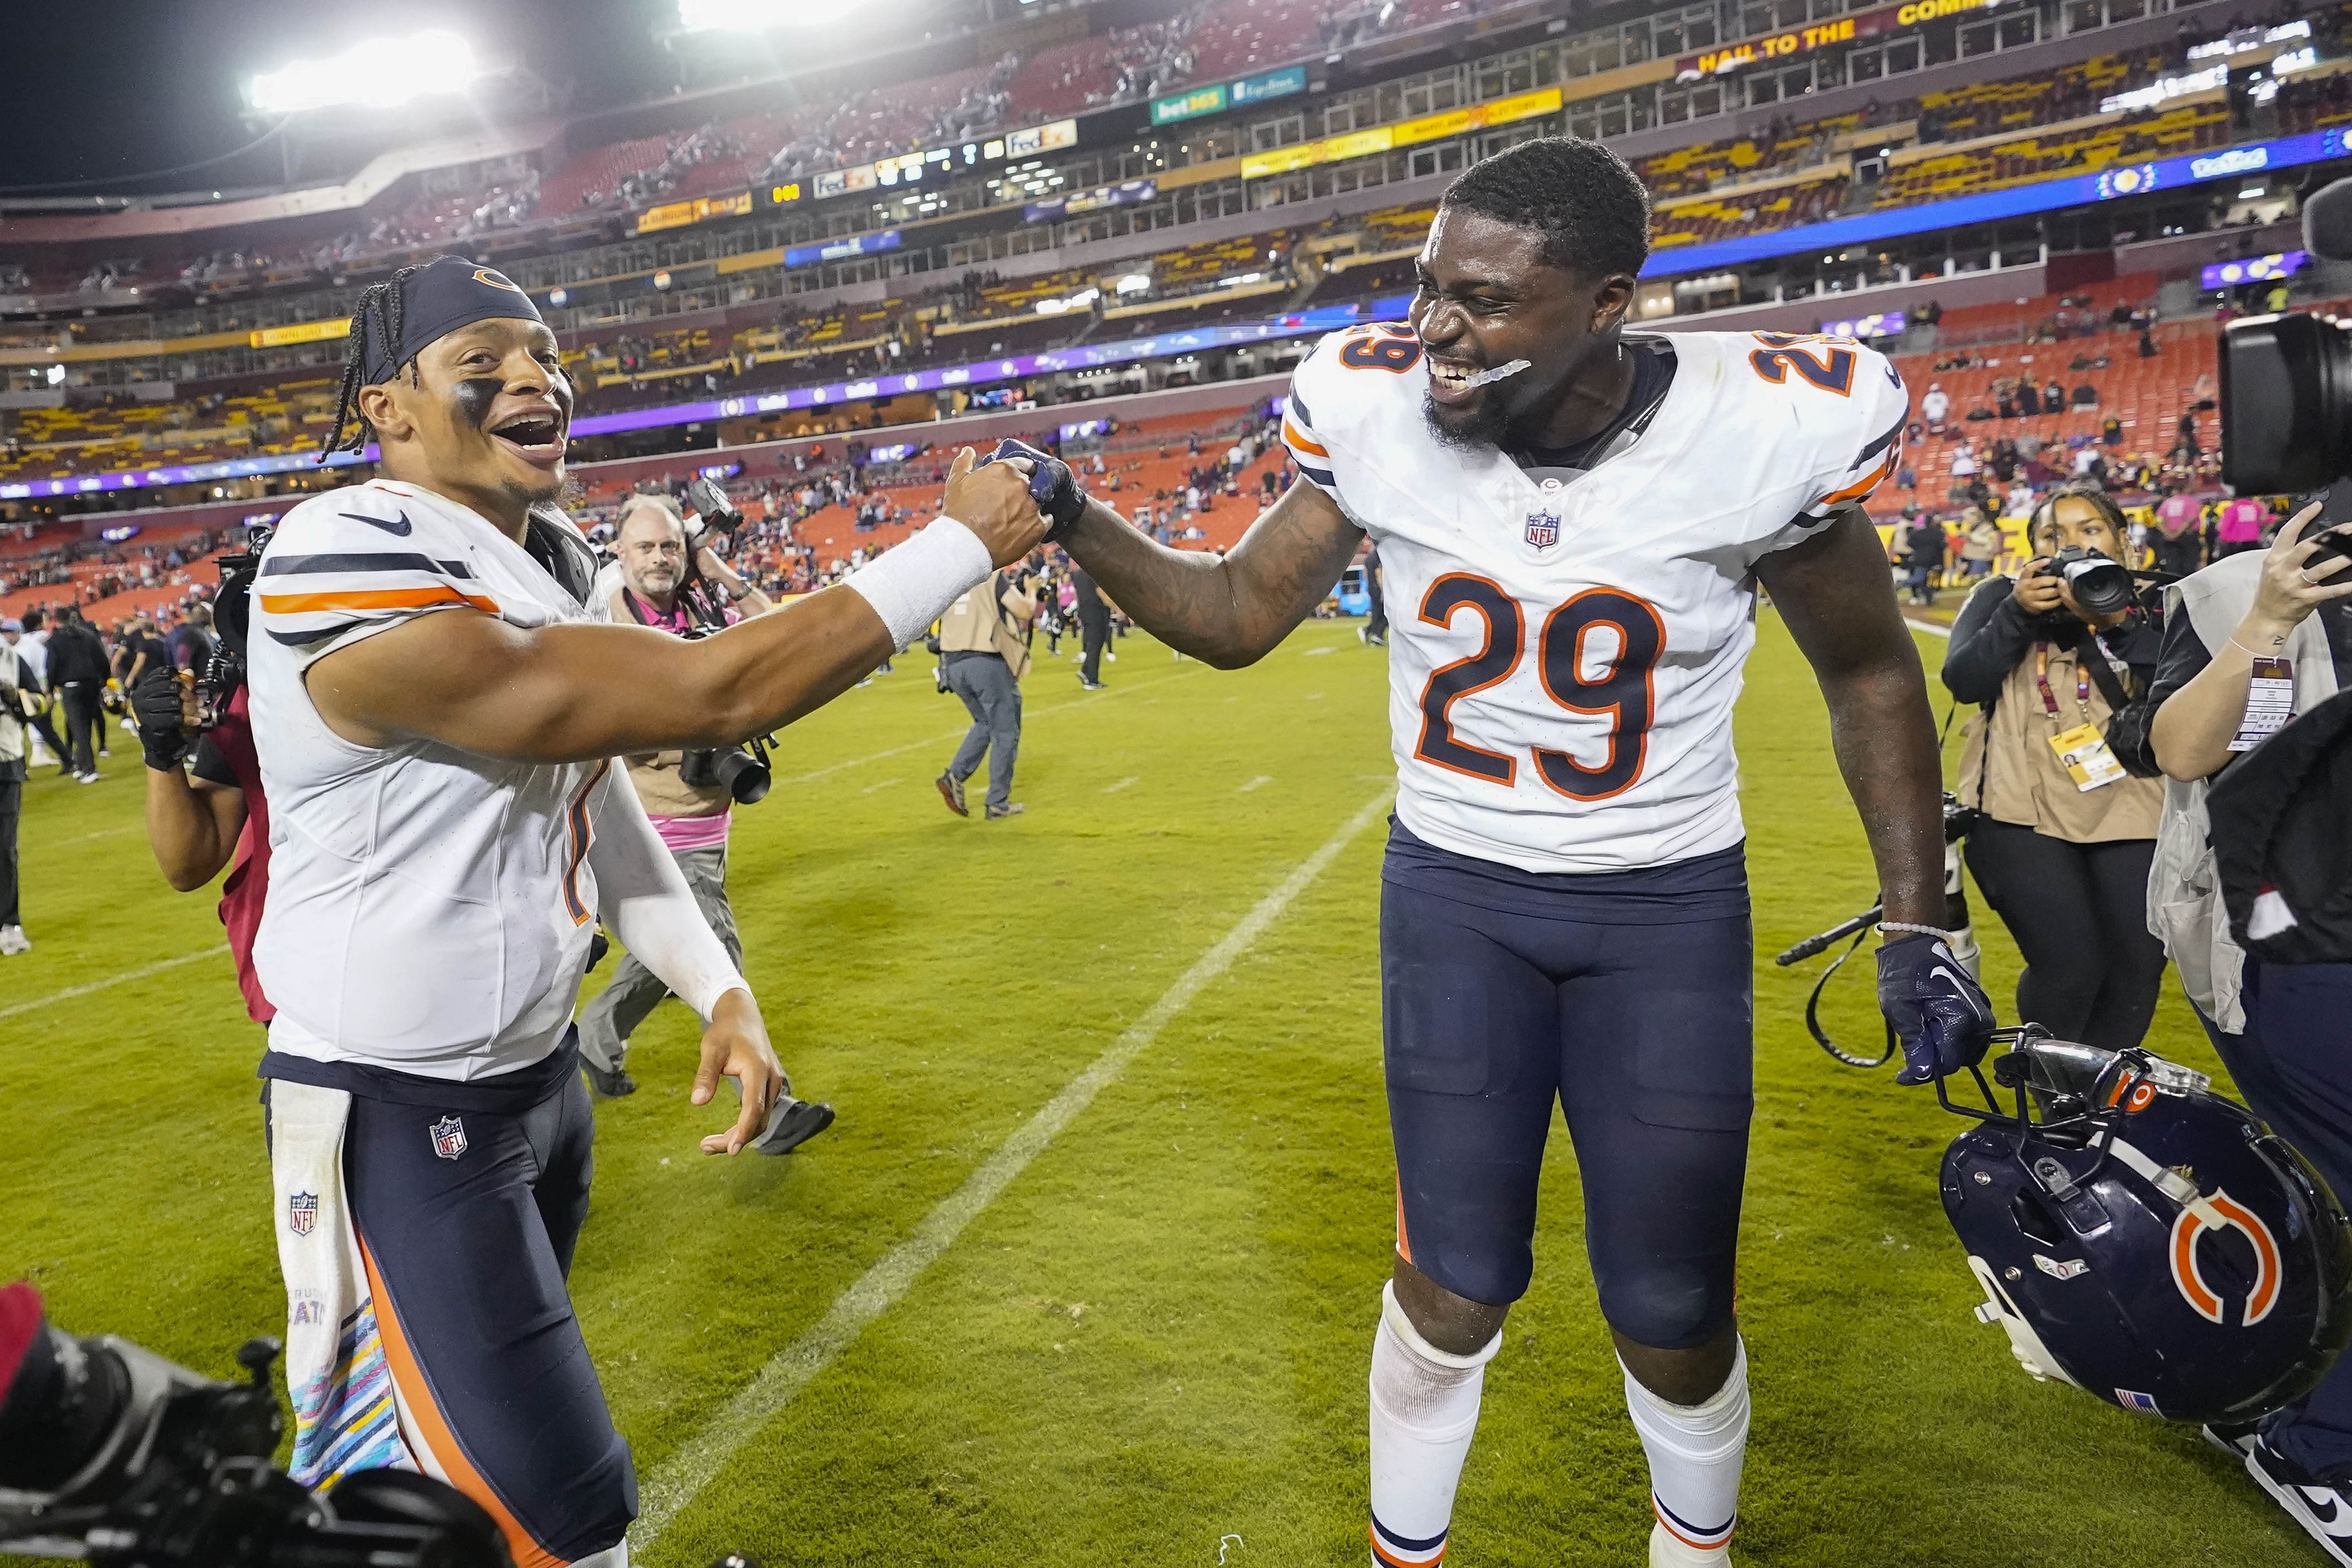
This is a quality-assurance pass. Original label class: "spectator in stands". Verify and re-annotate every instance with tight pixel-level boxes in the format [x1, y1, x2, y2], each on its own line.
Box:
[2101, 415, 2124, 447]
[2008, 380, 2032, 419]
[44, 607, 109, 784]
[0, 618, 40, 954]
[2070, 381, 2099, 410]
[2041, 378, 2065, 414]
[934, 564, 1035, 821]
[1921, 382, 1950, 434]
[1942, 485, 2167, 1052]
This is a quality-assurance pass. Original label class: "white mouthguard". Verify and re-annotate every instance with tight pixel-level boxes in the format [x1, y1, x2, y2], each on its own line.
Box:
[1463, 358, 1532, 389]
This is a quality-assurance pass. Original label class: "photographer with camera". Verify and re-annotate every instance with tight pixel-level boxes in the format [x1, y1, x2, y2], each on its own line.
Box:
[1941, 484, 2169, 1052]
[576, 493, 835, 1153]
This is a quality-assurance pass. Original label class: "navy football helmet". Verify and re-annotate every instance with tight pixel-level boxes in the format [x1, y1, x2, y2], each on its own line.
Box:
[1939, 1027, 2352, 1425]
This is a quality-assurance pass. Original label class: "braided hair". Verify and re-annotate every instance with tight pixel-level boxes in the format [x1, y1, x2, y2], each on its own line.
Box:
[319, 263, 426, 461]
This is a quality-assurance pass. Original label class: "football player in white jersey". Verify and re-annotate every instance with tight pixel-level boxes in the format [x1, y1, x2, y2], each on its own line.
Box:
[1018, 139, 1995, 1565]
[244, 256, 1046, 1568]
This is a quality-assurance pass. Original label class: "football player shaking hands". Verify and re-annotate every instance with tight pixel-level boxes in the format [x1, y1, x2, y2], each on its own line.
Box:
[1038, 140, 1993, 1565]
[245, 256, 1047, 1568]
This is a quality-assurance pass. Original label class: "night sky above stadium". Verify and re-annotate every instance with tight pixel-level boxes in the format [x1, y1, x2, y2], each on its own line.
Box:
[2, 0, 673, 196]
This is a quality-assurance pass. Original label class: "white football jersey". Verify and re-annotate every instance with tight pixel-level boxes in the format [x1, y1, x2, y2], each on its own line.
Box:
[1286, 326, 1908, 873]
[247, 479, 616, 1081]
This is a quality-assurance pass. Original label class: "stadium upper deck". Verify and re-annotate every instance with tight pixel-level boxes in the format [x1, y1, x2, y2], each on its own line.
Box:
[6, 0, 2349, 506]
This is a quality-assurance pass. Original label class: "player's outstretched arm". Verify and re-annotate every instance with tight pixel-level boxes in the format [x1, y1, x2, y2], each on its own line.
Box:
[1754, 508, 1945, 928]
[1761, 507, 1993, 1084]
[1060, 478, 1364, 668]
[303, 451, 1044, 762]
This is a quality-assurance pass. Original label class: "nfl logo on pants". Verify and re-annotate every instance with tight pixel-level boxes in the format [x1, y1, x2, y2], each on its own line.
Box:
[287, 1191, 318, 1236]
[430, 1115, 468, 1161]
[1525, 508, 1560, 550]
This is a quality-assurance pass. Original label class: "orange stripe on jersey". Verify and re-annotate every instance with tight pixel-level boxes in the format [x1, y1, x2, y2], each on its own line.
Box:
[1815, 448, 1898, 510]
[356, 1235, 568, 1568]
[1283, 418, 1329, 458]
[260, 585, 500, 615]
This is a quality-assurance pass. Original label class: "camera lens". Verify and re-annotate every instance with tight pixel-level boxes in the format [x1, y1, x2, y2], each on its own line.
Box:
[2060, 554, 2135, 618]
[709, 747, 771, 805]
[2220, 312, 2352, 495]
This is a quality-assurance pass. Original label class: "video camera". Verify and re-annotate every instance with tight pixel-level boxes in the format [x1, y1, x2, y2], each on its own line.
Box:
[192, 525, 273, 731]
[671, 478, 773, 804]
[0, 1281, 507, 1568]
[2220, 177, 2352, 518]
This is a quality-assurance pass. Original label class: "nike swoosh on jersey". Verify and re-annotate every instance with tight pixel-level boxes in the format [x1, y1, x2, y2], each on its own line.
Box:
[338, 509, 413, 537]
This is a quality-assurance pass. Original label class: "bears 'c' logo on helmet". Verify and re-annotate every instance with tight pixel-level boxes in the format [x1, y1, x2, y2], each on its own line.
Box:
[473, 267, 524, 292]
[2170, 1188, 2282, 1327]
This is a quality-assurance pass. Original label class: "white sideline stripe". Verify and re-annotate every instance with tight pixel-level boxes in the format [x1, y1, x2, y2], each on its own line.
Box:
[0, 944, 229, 1022]
[1237, 775, 1273, 793]
[629, 786, 1395, 1554]
[777, 667, 1201, 786]
[1904, 616, 1952, 639]
[1103, 775, 1139, 793]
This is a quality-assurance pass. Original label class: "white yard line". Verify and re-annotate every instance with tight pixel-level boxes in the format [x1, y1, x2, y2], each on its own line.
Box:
[1237, 775, 1273, 793]
[1904, 617, 1952, 639]
[628, 786, 1395, 1555]
[1102, 776, 1139, 794]
[0, 945, 230, 1023]
[858, 777, 903, 795]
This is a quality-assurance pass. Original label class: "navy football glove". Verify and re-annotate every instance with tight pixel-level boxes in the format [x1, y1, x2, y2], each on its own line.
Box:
[1878, 931, 1995, 1086]
[130, 666, 195, 772]
[978, 438, 1087, 543]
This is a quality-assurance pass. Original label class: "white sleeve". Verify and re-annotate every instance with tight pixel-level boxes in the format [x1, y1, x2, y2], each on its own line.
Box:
[1797, 345, 1911, 523]
[582, 766, 747, 1019]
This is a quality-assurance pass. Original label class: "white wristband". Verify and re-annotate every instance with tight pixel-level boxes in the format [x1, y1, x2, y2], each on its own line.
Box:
[841, 515, 991, 648]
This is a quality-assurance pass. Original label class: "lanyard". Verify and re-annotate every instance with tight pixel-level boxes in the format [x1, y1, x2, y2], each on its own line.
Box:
[2033, 641, 2090, 720]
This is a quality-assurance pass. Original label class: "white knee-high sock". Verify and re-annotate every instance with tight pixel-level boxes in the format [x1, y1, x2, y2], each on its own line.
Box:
[1622, 1338, 1749, 1562]
[1368, 1281, 1500, 1566]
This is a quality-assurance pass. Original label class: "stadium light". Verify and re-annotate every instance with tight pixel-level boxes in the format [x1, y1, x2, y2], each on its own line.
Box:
[677, 0, 812, 30]
[245, 30, 484, 115]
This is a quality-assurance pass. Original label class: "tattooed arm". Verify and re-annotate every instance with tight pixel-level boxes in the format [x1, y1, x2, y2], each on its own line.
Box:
[1059, 478, 1364, 668]
[1754, 508, 1946, 929]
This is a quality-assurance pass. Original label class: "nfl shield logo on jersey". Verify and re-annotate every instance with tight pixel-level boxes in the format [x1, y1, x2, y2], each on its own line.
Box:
[287, 1191, 318, 1236]
[1524, 508, 1560, 550]
[430, 1115, 468, 1161]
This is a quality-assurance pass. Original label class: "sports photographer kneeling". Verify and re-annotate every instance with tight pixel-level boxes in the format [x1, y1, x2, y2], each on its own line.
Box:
[2147, 498, 2352, 1538]
[1941, 484, 2169, 1051]
[576, 493, 836, 1153]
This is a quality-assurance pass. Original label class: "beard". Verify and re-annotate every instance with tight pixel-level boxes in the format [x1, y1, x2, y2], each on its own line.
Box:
[1422, 389, 1514, 451]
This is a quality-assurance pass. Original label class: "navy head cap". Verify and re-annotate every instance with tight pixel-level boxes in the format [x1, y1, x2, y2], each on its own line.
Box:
[321, 255, 548, 458]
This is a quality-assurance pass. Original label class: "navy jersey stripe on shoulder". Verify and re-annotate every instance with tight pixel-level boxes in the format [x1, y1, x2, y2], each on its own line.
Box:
[263, 553, 474, 578]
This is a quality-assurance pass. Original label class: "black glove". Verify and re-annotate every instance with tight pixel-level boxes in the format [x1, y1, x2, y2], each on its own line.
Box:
[1877, 931, 1996, 1086]
[979, 438, 1087, 543]
[130, 666, 195, 772]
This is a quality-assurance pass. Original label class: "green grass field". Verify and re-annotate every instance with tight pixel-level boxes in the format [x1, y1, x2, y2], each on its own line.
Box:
[0, 614, 2310, 1567]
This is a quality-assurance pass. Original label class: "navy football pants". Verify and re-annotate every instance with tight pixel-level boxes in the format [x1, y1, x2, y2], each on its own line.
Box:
[2199, 957, 2352, 1477]
[1381, 873, 1754, 1348]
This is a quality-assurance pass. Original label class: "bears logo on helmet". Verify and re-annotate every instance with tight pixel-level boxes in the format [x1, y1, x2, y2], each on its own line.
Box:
[1937, 1027, 2352, 1425]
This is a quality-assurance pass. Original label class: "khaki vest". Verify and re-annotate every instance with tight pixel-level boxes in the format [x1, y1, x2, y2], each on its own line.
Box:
[938, 575, 1034, 677]
[606, 584, 731, 821]
[1954, 633, 2163, 844]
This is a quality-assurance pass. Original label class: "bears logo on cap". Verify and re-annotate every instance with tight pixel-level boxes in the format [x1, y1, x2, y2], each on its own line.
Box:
[473, 267, 524, 292]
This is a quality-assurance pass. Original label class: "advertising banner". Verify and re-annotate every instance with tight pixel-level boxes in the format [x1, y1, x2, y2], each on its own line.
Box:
[1673, 0, 2003, 82]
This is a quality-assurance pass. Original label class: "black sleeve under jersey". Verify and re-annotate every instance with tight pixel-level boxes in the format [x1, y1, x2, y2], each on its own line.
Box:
[2144, 603, 2217, 720]
[190, 734, 238, 789]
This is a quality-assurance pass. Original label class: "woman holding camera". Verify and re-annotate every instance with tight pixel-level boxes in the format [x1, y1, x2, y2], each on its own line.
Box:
[1942, 484, 2169, 1050]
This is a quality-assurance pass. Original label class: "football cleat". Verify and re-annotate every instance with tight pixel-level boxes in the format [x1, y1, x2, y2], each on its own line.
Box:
[752, 1099, 836, 1157]
[2246, 1435, 2352, 1565]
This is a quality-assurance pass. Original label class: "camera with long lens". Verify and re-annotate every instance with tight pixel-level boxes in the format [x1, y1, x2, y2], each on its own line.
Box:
[2221, 177, 2352, 517]
[678, 735, 774, 804]
[2030, 544, 2136, 622]
[0, 1281, 507, 1568]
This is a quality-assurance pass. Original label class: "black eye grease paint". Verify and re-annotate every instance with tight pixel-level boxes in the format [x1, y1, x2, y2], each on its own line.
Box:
[453, 377, 505, 429]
